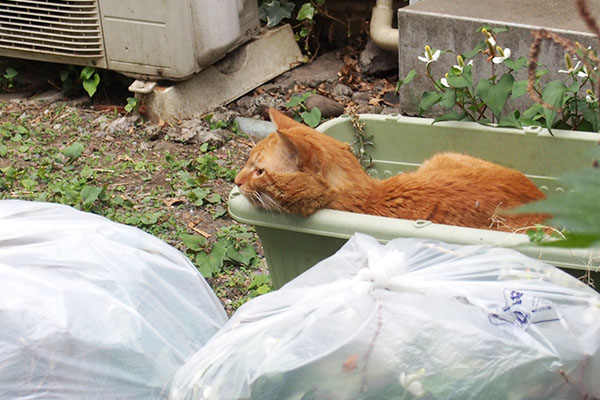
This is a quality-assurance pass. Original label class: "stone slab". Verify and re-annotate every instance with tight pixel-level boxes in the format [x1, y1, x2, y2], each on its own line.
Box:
[141, 25, 304, 123]
[398, 0, 600, 116]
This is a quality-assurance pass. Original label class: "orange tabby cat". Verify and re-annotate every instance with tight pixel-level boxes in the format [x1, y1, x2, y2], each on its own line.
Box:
[234, 109, 547, 231]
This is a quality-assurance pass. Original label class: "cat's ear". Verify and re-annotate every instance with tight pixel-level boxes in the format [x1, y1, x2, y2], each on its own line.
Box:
[276, 130, 300, 164]
[269, 108, 303, 130]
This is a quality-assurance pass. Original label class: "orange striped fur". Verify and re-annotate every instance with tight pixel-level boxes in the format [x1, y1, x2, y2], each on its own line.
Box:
[234, 109, 547, 231]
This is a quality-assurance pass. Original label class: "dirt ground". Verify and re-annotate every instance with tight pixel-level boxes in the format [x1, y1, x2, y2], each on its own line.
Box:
[0, 43, 401, 313]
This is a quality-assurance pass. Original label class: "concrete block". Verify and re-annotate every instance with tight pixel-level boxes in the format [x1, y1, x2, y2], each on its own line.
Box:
[397, 0, 600, 116]
[141, 25, 304, 123]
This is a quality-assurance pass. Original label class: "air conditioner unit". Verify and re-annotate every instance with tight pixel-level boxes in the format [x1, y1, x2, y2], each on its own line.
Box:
[0, 0, 261, 81]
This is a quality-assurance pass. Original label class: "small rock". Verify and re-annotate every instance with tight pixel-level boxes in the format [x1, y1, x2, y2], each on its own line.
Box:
[199, 128, 228, 147]
[107, 115, 140, 135]
[305, 94, 345, 118]
[29, 90, 67, 105]
[167, 119, 227, 147]
[332, 83, 353, 99]
[358, 39, 398, 75]
[207, 108, 239, 126]
[351, 91, 372, 105]
[69, 96, 92, 107]
[153, 141, 177, 153]
[235, 117, 275, 139]
[383, 91, 400, 105]
[235, 93, 286, 118]
[354, 104, 383, 114]
[143, 125, 163, 141]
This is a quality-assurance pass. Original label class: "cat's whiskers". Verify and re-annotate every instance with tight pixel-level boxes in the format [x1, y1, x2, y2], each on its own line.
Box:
[253, 190, 284, 215]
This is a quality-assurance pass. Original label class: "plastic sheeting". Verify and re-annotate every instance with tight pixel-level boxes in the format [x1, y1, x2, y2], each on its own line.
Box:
[170, 233, 600, 400]
[0, 200, 228, 399]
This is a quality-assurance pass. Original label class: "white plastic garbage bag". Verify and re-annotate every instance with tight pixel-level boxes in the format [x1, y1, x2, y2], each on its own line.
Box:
[170, 233, 600, 400]
[0, 200, 228, 399]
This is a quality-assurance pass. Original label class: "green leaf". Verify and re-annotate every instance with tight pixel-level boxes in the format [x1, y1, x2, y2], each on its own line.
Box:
[396, 69, 417, 90]
[0, 144, 7, 157]
[462, 40, 486, 59]
[439, 89, 456, 108]
[80, 185, 103, 207]
[537, 232, 600, 248]
[227, 243, 257, 265]
[80, 66, 95, 80]
[80, 166, 94, 180]
[522, 103, 543, 120]
[286, 95, 304, 108]
[190, 187, 210, 205]
[21, 178, 37, 190]
[301, 107, 321, 128]
[432, 111, 463, 124]
[60, 69, 70, 82]
[63, 142, 84, 160]
[446, 74, 471, 88]
[517, 166, 600, 248]
[259, 0, 295, 27]
[194, 253, 213, 278]
[206, 193, 222, 204]
[299, 26, 310, 38]
[181, 234, 208, 252]
[541, 80, 568, 130]
[82, 72, 100, 97]
[497, 112, 523, 130]
[504, 56, 527, 71]
[140, 213, 159, 225]
[511, 80, 528, 99]
[209, 241, 227, 270]
[475, 73, 514, 119]
[492, 26, 509, 33]
[582, 103, 600, 132]
[418, 91, 443, 113]
[212, 205, 227, 219]
[297, 3, 315, 20]
[3, 67, 17, 80]
[256, 284, 271, 295]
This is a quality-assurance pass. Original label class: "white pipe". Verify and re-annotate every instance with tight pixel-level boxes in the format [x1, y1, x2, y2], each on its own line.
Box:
[370, 0, 399, 52]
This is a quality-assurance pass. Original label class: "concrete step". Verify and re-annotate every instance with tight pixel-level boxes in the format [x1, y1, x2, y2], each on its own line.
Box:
[397, 0, 600, 116]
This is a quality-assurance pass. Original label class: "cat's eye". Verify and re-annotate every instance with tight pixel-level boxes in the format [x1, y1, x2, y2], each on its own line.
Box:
[254, 168, 265, 177]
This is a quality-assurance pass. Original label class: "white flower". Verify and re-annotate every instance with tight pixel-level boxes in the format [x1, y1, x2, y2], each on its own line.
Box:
[399, 368, 426, 397]
[577, 64, 597, 78]
[417, 45, 441, 65]
[492, 47, 511, 64]
[559, 61, 581, 74]
[486, 36, 496, 47]
[440, 76, 450, 88]
[452, 59, 473, 73]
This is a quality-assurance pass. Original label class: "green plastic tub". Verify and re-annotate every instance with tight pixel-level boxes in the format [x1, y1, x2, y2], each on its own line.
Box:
[228, 114, 600, 288]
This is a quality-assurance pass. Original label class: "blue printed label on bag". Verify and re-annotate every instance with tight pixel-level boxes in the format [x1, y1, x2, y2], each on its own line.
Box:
[488, 289, 562, 329]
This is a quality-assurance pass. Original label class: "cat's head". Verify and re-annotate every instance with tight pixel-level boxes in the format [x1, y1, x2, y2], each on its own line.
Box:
[234, 109, 360, 215]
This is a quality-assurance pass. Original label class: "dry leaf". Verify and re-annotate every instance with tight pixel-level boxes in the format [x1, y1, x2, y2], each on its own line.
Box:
[164, 197, 186, 207]
[187, 221, 211, 238]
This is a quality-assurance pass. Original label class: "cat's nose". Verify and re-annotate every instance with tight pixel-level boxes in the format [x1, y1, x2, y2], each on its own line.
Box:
[234, 170, 245, 186]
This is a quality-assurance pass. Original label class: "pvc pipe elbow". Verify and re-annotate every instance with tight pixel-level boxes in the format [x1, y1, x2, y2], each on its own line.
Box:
[370, 0, 399, 52]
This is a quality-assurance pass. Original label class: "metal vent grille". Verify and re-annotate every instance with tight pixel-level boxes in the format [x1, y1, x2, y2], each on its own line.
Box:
[0, 0, 103, 58]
